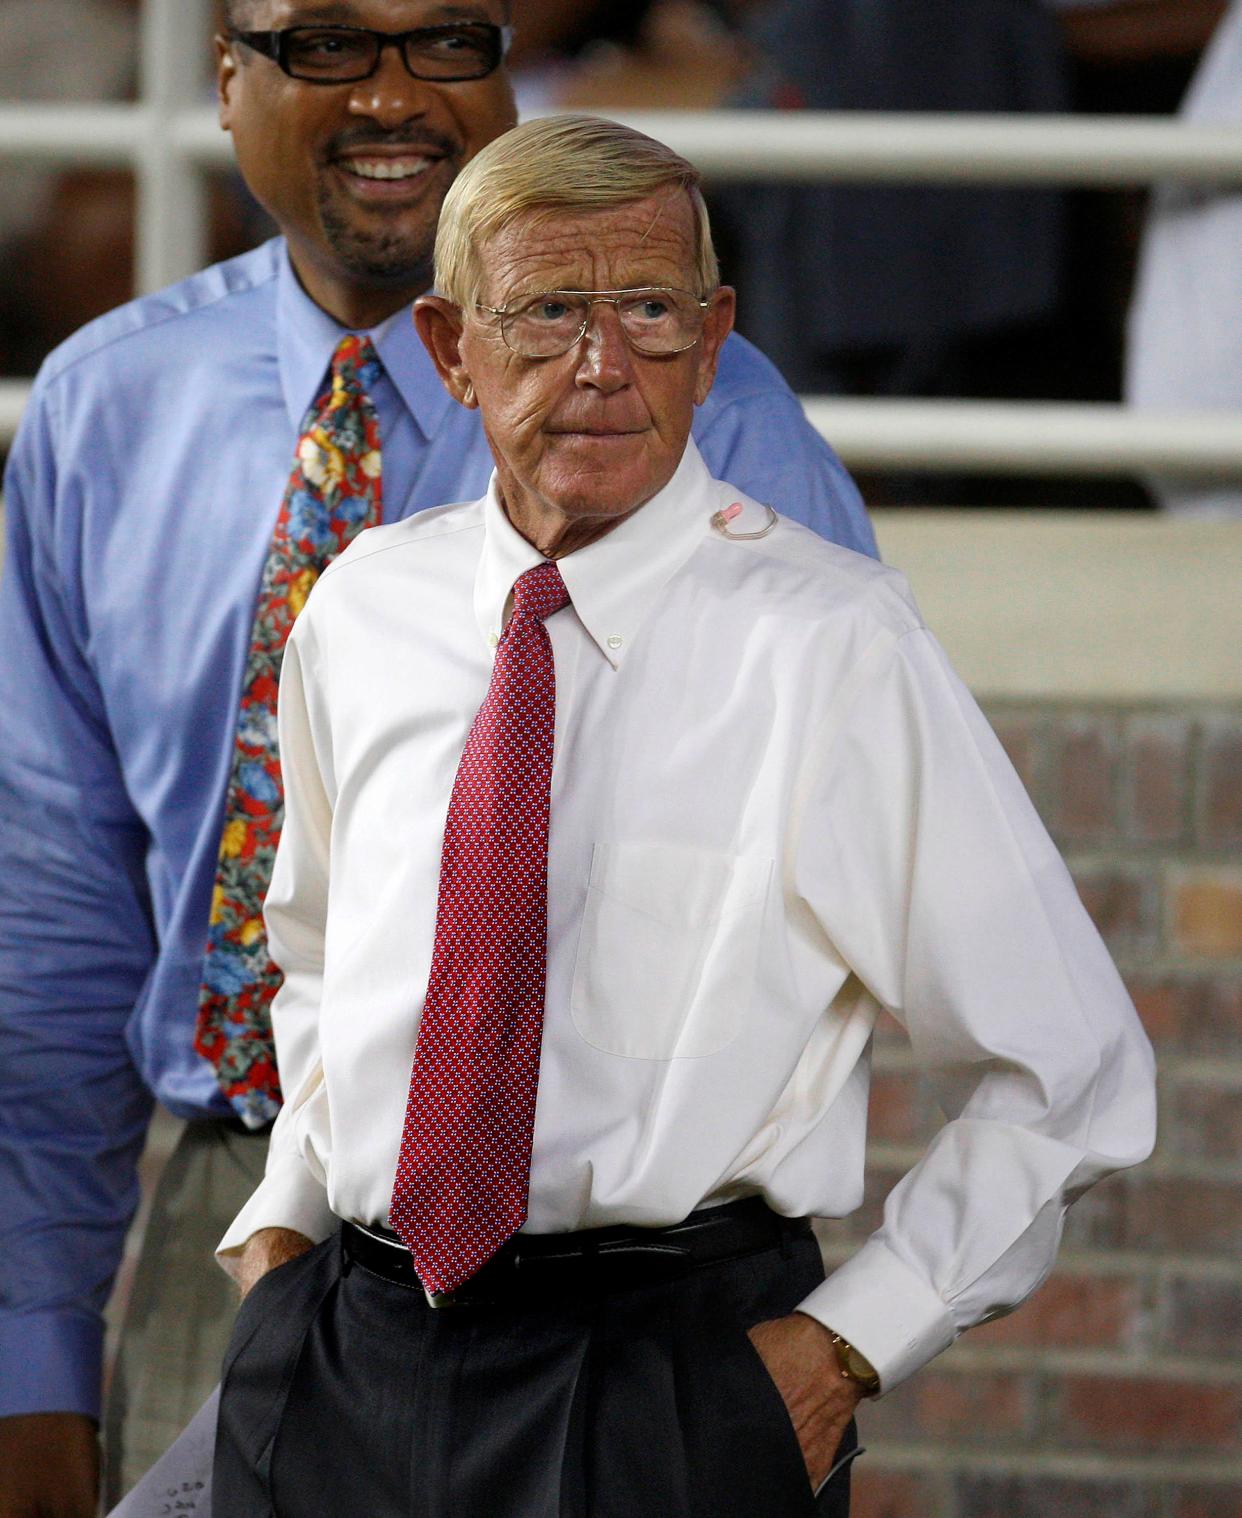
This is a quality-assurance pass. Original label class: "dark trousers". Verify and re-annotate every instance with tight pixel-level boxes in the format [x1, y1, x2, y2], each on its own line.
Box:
[213, 1224, 858, 1518]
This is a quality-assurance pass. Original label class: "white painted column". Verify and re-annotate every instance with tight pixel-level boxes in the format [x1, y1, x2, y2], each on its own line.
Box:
[136, 0, 215, 293]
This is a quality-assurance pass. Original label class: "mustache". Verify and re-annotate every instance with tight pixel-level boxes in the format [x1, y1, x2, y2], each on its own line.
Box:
[324, 125, 462, 160]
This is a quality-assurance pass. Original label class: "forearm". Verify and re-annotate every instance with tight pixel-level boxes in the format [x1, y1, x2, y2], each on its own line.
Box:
[234, 1227, 315, 1298]
[746, 1312, 865, 1490]
[0, 995, 154, 1419]
[795, 626, 1156, 1389]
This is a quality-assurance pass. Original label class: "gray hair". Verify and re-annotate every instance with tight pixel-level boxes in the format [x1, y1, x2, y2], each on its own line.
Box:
[435, 114, 720, 308]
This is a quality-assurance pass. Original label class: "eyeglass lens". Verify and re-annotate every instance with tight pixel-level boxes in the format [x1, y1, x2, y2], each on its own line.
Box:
[501, 291, 706, 357]
[283, 25, 502, 82]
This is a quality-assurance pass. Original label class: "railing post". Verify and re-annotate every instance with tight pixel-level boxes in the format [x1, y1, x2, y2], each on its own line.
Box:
[136, 0, 214, 294]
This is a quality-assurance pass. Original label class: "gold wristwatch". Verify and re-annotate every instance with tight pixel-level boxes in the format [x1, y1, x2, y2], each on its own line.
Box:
[829, 1332, 881, 1396]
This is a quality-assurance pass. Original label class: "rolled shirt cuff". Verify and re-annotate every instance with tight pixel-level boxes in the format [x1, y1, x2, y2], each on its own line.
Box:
[215, 1147, 337, 1281]
[796, 1236, 958, 1394]
[0, 1308, 105, 1420]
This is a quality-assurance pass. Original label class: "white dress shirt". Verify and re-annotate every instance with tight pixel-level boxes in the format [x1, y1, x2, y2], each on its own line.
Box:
[1126, 0, 1242, 516]
[218, 441, 1155, 1392]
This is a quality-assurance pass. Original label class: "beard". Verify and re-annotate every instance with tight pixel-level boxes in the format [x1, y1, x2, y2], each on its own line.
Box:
[314, 125, 462, 293]
[317, 192, 439, 291]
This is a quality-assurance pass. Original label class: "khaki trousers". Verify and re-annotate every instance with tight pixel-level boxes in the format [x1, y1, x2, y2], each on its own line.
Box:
[102, 1120, 269, 1505]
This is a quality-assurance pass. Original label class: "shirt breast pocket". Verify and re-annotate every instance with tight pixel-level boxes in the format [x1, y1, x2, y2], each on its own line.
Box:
[570, 841, 772, 1060]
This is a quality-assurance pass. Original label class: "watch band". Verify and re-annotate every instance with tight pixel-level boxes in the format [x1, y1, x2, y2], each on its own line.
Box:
[830, 1332, 881, 1396]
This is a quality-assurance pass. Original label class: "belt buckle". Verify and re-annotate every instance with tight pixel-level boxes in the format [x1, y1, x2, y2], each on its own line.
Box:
[424, 1286, 463, 1310]
[424, 1281, 496, 1309]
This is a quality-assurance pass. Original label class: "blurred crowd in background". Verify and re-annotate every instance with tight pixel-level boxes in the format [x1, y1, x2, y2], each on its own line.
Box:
[0, 0, 1234, 508]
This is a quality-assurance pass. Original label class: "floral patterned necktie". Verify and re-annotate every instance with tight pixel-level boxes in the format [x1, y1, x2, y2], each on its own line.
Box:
[390, 561, 570, 1296]
[195, 335, 383, 1128]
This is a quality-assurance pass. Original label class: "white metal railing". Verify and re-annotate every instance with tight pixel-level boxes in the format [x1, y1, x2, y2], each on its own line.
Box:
[4, 105, 1242, 288]
[1, 0, 1241, 477]
[134, 0, 210, 299]
[1, 383, 34, 443]
[7, 106, 1242, 182]
[799, 401, 1242, 478]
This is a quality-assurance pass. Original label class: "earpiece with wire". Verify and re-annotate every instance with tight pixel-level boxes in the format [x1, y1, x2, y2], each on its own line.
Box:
[710, 501, 778, 540]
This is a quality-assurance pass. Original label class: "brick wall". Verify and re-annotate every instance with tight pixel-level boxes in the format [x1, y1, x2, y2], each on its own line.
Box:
[833, 701, 1242, 1518]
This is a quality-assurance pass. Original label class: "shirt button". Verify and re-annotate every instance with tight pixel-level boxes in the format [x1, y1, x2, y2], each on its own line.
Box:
[607, 635, 623, 650]
[488, 633, 499, 648]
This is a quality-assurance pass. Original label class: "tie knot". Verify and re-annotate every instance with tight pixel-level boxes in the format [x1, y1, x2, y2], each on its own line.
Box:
[332, 334, 382, 395]
[512, 562, 570, 624]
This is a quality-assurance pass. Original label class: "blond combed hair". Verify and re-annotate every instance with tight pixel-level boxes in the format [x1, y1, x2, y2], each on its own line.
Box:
[435, 114, 720, 308]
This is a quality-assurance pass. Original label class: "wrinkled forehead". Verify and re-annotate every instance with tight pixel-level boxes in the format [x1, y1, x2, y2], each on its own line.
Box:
[479, 191, 698, 302]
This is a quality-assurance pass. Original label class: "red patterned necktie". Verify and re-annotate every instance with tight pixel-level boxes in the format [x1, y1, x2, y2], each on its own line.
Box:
[195, 335, 383, 1128]
[390, 560, 571, 1295]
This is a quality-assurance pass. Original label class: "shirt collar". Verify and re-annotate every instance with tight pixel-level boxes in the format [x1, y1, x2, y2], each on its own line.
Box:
[473, 440, 718, 670]
[275, 241, 455, 439]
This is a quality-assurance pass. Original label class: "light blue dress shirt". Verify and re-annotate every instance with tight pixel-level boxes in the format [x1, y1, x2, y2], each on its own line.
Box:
[0, 237, 875, 1419]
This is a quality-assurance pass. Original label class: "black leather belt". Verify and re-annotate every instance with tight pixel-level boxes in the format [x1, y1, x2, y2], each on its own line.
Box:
[340, 1196, 813, 1309]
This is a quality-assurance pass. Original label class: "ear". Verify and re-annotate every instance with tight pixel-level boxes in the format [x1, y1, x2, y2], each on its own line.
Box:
[413, 296, 477, 409]
[693, 286, 736, 407]
[216, 34, 239, 129]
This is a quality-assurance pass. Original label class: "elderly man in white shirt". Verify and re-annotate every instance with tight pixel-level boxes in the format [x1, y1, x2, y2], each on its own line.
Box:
[213, 114, 1156, 1517]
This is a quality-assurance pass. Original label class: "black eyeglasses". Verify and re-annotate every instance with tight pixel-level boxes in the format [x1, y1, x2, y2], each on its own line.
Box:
[227, 22, 512, 84]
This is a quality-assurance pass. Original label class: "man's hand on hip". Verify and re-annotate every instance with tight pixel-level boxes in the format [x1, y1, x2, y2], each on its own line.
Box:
[0, 1412, 99, 1518]
[747, 1312, 864, 1492]
[235, 1226, 314, 1299]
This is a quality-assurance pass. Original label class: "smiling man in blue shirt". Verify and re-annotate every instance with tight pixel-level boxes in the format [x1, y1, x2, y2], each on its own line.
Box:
[0, 1, 873, 1511]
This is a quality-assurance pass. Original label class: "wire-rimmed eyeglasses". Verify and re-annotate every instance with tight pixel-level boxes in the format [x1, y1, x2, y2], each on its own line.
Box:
[226, 22, 513, 84]
[476, 288, 713, 359]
